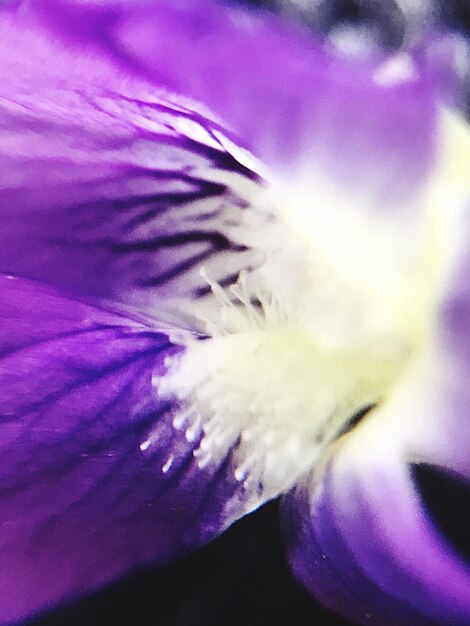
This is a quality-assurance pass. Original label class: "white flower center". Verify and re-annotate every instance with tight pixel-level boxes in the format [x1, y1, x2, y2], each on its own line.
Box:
[153, 109, 470, 512]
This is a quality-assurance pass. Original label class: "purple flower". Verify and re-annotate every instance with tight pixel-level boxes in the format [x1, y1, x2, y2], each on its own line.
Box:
[0, 1, 470, 624]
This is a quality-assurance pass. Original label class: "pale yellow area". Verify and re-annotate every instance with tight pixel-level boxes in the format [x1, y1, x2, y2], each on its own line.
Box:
[154, 107, 470, 509]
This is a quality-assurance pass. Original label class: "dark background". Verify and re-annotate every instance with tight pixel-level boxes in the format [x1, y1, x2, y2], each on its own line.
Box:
[30, 1, 470, 625]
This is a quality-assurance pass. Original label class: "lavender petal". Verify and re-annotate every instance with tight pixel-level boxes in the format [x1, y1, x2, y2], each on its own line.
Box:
[0, 274, 252, 623]
[0, 3, 266, 317]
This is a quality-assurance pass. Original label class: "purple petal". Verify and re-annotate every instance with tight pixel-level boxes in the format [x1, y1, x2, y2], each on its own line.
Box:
[0, 3, 267, 316]
[92, 1, 438, 207]
[110, 1, 435, 199]
[0, 1, 443, 324]
[0, 274, 253, 623]
[282, 438, 470, 626]
[7, 1, 438, 197]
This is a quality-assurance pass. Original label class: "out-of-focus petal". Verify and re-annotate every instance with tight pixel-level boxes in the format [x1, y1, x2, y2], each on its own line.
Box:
[413, 31, 470, 111]
[0, 274, 253, 623]
[281, 197, 470, 626]
[281, 423, 470, 626]
[7, 0, 437, 200]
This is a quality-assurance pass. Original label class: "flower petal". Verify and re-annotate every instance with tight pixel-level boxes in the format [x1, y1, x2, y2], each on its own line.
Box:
[0, 274, 253, 623]
[0, 3, 268, 320]
[100, 2, 439, 210]
[281, 426, 470, 626]
[13, 0, 437, 198]
[280, 217, 470, 625]
[0, 1, 443, 327]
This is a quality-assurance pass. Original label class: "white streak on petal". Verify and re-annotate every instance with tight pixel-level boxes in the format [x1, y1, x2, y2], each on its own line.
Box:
[162, 455, 174, 474]
[373, 53, 418, 87]
[185, 414, 202, 442]
[139, 439, 152, 453]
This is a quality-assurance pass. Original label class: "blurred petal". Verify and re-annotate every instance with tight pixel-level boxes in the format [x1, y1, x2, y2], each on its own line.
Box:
[413, 31, 470, 111]
[0, 274, 253, 623]
[281, 200, 470, 626]
[98, 3, 437, 212]
[282, 424, 470, 625]
[6, 0, 437, 199]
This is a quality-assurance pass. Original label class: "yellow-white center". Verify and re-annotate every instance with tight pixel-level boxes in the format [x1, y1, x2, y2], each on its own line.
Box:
[153, 108, 470, 513]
